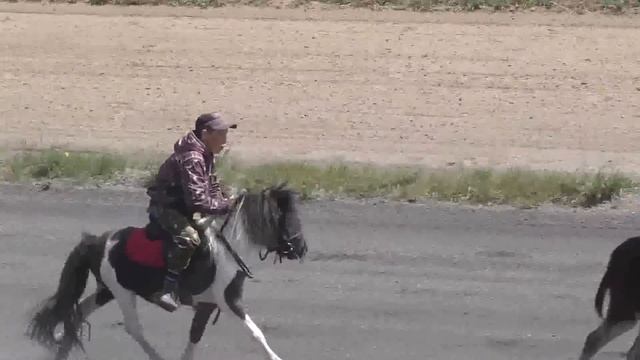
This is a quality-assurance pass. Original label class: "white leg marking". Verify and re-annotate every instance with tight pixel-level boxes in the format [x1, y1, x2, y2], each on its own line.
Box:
[243, 314, 282, 360]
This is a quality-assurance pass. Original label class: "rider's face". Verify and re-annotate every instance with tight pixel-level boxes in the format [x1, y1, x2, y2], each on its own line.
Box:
[202, 128, 228, 154]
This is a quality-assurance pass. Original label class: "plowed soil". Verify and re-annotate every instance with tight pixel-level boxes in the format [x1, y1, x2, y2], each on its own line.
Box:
[1, 3, 639, 173]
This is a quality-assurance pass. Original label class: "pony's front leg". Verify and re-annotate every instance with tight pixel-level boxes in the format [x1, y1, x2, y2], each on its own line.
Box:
[240, 313, 283, 360]
[223, 273, 283, 360]
[180, 303, 218, 360]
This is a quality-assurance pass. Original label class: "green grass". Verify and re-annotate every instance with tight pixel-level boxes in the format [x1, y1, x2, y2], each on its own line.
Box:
[1, 149, 158, 185]
[1, 149, 637, 208]
[5, 150, 128, 182]
[217, 158, 637, 208]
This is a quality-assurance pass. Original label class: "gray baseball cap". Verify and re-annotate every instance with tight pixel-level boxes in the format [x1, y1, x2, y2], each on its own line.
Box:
[195, 112, 237, 131]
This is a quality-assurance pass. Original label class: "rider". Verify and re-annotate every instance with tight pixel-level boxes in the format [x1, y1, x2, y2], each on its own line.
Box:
[146, 112, 237, 312]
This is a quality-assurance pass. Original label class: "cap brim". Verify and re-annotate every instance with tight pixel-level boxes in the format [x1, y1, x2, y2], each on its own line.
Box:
[209, 123, 237, 131]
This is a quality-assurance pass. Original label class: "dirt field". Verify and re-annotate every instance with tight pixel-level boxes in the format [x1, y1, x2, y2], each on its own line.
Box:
[1, 2, 639, 173]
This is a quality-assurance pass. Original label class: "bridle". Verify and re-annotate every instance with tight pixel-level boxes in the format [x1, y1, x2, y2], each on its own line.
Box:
[259, 231, 303, 264]
[259, 197, 303, 264]
[214, 190, 303, 278]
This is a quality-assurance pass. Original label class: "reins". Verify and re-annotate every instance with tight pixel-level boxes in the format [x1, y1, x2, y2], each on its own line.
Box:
[214, 194, 255, 278]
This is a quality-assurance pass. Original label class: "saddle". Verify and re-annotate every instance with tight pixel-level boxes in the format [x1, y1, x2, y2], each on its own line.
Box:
[116, 220, 216, 303]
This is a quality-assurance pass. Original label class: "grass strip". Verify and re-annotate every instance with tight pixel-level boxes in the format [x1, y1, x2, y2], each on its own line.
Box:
[1, 149, 636, 208]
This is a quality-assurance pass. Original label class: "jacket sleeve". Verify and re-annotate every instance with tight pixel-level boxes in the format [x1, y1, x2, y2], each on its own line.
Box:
[177, 152, 230, 215]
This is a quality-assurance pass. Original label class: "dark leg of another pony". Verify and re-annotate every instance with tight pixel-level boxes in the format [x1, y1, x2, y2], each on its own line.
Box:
[579, 319, 636, 360]
[579, 248, 640, 360]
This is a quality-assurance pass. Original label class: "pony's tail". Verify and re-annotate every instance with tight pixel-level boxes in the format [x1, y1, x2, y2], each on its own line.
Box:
[26, 232, 96, 355]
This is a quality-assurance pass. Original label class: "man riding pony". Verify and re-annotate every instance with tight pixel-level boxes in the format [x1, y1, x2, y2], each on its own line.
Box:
[145, 112, 237, 312]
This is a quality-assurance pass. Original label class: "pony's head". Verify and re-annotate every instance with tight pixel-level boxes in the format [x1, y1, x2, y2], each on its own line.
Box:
[229, 182, 308, 263]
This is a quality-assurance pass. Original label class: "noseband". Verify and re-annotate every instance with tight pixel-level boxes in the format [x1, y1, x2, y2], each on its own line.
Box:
[259, 231, 303, 264]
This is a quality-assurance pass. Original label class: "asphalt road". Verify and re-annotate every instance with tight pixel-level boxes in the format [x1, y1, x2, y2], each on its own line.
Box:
[1, 183, 639, 360]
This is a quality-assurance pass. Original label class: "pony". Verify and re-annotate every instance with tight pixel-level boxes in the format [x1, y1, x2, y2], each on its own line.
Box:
[578, 235, 640, 360]
[26, 182, 308, 360]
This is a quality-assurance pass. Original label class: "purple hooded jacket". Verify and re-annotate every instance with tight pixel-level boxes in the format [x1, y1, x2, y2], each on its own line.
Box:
[146, 131, 230, 217]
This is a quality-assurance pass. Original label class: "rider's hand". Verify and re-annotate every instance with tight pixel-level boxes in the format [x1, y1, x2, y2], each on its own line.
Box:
[228, 188, 246, 205]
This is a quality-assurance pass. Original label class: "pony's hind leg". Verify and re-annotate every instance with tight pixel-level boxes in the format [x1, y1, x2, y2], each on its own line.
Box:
[180, 302, 218, 360]
[52, 285, 114, 360]
[54, 285, 114, 343]
[223, 273, 282, 360]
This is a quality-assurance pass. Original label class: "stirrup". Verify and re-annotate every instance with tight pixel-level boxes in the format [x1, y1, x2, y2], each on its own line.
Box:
[154, 293, 179, 312]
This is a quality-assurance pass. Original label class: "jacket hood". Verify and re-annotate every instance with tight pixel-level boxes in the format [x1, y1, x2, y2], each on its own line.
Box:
[174, 131, 208, 155]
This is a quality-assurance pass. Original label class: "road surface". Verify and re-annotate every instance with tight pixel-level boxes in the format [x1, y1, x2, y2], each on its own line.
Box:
[0, 183, 639, 360]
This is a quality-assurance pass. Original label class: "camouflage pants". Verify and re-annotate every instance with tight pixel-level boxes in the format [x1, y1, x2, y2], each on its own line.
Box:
[148, 206, 201, 273]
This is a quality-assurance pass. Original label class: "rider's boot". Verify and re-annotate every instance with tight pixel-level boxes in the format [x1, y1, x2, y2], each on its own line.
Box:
[153, 239, 194, 312]
[154, 270, 180, 312]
